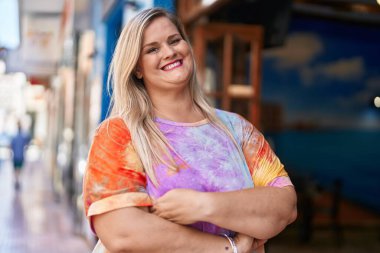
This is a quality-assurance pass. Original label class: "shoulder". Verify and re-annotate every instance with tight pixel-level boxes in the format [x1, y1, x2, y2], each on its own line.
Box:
[215, 108, 243, 122]
[214, 109, 263, 144]
[94, 117, 131, 146]
[214, 109, 252, 128]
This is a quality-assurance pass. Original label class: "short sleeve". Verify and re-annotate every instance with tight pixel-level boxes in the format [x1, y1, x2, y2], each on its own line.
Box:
[239, 117, 293, 188]
[82, 117, 152, 225]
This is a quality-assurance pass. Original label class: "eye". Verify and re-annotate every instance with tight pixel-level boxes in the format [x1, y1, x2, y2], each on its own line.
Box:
[169, 38, 181, 45]
[146, 47, 159, 54]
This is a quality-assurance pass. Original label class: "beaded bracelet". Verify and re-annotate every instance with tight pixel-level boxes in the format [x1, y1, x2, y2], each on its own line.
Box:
[222, 234, 238, 253]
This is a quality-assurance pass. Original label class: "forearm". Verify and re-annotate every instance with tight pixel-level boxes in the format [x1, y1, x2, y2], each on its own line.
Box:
[201, 186, 297, 239]
[93, 207, 241, 253]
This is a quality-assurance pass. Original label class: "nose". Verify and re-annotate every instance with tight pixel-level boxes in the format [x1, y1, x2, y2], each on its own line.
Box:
[162, 43, 176, 59]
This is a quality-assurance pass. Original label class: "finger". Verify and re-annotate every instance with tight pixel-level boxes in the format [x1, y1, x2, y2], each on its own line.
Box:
[253, 240, 258, 250]
[254, 245, 265, 253]
[256, 239, 267, 248]
[252, 239, 267, 250]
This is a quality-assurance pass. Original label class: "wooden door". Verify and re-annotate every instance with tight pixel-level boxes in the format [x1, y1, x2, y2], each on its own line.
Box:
[192, 23, 263, 128]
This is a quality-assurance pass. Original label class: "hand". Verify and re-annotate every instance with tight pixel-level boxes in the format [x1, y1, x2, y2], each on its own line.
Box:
[235, 234, 267, 253]
[234, 233, 254, 253]
[251, 239, 267, 253]
[151, 188, 206, 224]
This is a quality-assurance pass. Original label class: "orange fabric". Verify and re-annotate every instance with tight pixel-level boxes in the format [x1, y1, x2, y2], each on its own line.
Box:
[83, 118, 152, 224]
[241, 120, 289, 187]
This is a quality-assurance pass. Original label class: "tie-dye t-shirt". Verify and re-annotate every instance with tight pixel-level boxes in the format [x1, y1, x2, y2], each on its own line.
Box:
[83, 109, 292, 235]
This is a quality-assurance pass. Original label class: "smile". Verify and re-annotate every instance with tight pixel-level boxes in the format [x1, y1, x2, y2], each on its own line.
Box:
[161, 60, 183, 71]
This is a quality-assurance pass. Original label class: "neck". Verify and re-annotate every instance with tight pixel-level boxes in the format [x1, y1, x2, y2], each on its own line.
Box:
[150, 89, 204, 123]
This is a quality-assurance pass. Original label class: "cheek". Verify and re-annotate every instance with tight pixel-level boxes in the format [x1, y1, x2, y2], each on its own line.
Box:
[183, 45, 191, 57]
[185, 57, 194, 72]
[182, 47, 193, 69]
[140, 57, 157, 73]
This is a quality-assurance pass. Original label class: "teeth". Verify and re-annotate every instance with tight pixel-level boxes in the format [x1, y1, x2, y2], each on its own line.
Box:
[163, 61, 181, 70]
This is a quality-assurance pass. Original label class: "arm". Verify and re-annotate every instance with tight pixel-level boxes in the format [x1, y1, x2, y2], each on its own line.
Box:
[153, 186, 297, 239]
[93, 206, 253, 253]
[202, 185, 297, 239]
[153, 115, 297, 239]
[214, 116, 298, 238]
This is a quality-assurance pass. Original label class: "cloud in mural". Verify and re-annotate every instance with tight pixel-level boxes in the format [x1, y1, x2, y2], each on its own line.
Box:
[264, 32, 323, 69]
[354, 76, 380, 104]
[300, 57, 365, 86]
[317, 57, 364, 81]
[336, 75, 380, 108]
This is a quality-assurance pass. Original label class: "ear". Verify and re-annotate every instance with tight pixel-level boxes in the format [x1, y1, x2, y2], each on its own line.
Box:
[135, 67, 143, 79]
[135, 71, 143, 79]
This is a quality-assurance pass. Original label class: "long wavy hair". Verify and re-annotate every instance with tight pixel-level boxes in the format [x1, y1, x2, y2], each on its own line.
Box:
[108, 8, 239, 186]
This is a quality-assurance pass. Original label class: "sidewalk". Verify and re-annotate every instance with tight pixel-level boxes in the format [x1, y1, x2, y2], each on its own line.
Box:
[0, 156, 91, 253]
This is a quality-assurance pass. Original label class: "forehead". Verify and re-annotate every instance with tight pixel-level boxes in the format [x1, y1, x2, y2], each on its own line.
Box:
[142, 16, 179, 42]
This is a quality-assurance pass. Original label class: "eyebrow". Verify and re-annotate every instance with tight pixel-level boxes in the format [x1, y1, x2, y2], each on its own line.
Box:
[142, 33, 181, 49]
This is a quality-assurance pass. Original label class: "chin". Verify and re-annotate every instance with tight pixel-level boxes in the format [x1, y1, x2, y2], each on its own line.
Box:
[174, 74, 192, 85]
[168, 71, 192, 83]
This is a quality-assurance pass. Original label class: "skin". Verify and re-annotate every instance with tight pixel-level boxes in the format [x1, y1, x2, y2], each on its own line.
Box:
[152, 187, 297, 238]
[137, 17, 193, 93]
[135, 16, 201, 123]
[93, 16, 297, 253]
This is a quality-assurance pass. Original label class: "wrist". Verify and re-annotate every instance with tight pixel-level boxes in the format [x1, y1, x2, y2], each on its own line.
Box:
[222, 234, 238, 253]
[197, 192, 215, 222]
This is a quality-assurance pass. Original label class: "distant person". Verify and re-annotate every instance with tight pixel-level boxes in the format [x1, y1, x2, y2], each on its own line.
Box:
[0, 130, 10, 169]
[11, 122, 31, 190]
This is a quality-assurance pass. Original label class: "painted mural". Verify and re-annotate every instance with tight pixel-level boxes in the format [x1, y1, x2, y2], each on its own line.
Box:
[262, 16, 380, 212]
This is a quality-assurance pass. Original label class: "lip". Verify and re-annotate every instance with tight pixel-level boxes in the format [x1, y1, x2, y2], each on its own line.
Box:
[161, 59, 183, 71]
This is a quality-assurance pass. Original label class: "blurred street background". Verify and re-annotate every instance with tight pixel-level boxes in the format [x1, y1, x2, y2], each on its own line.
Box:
[0, 0, 379, 252]
[0, 149, 91, 252]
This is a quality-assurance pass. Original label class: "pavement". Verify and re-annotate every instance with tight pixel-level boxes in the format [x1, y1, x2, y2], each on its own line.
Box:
[0, 156, 91, 253]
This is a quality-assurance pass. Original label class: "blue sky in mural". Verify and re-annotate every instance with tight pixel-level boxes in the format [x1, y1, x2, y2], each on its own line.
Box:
[262, 17, 380, 129]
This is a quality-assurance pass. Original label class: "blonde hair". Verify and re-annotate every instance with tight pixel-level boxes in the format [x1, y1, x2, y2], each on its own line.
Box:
[108, 8, 240, 186]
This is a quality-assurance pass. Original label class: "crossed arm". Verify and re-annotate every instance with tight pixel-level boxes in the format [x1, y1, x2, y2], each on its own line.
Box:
[89, 117, 297, 252]
[93, 185, 297, 253]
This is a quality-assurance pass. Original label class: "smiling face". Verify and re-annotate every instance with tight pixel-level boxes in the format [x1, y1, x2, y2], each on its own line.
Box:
[136, 16, 193, 95]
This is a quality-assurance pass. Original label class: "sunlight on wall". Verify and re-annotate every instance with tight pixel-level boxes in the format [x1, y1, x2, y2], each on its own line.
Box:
[0, 0, 20, 49]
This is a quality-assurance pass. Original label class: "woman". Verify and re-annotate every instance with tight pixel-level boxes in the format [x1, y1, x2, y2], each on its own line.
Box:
[83, 8, 297, 253]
